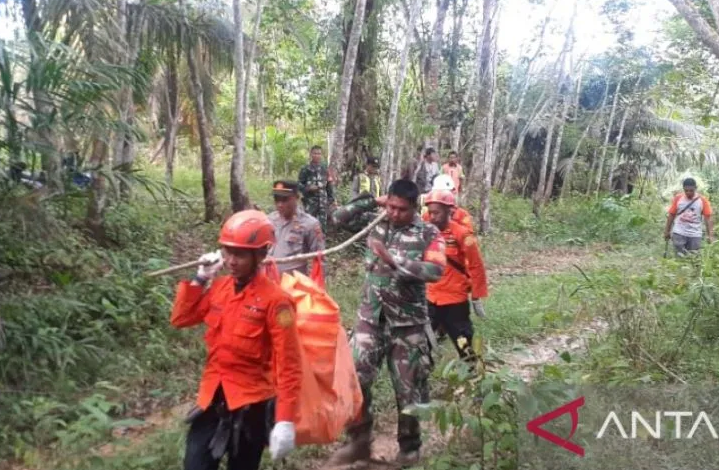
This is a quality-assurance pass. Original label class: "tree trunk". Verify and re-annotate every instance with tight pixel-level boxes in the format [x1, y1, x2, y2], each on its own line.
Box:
[573, 63, 584, 119]
[259, 80, 267, 176]
[511, 7, 552, 117]
[449, 0, 469, 98]
[331, 0, 367, 176]
[470, 0, 499, 234]
[380, 0, 420, 184]
[187, 43, 217, 222]
[492, 4, 552, 182]
[164, 50, 180, 188]
[491, 116, 514, 187]
[594, 76, 623, 195]
[667, 0, 719, 60]
[559, 102, 604, 199]
[344, 0, 378, 175]
[86, 136, 109, 244]
[113, 0, 143, 196]
[230, 0, 250, 212]
[580, 79, 609, 195]
[22, 0, 62, 193]
[499, 93, 551, 193]
[242, 0, 263, 154]
[585, 147, 599, 195]
[533, 0, 576, 213]
[451, 66, 475, 152]
[533, 102, 557, 216]
[607, 73, 642, 191]
[425, 0, 452, 149]
[544, 92, 572, 201]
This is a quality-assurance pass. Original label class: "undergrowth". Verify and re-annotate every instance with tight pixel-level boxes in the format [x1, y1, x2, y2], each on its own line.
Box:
[559, 243, 719, 385]
[481, 192, 660, 247]
[0, 167, 682, 469]
[0, 187, 215, 460]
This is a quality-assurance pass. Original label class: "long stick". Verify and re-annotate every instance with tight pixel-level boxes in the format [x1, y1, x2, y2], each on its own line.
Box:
[145, 210, 387, 278]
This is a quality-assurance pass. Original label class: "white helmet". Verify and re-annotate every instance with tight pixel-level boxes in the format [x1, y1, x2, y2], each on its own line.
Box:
[432, 174, 455, 191]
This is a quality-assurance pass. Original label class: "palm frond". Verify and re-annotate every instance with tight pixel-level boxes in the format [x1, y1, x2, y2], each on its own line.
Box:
[640, 108, 704, 141]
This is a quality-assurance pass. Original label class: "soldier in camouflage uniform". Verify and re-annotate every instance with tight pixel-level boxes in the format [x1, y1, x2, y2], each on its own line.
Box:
[327, 179, 447, 467]
[297, 145, 335, 234]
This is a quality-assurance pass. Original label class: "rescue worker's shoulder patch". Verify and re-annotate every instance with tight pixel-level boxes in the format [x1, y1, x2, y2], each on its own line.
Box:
[274, 302, 295, 328]
[464, 235, 477, 247]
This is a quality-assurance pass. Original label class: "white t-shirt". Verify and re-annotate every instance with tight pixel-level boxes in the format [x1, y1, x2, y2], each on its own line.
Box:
[669, 193, 712, 238]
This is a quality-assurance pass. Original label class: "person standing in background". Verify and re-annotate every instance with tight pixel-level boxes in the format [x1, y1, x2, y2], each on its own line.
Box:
[268, 180, 325, 279]
[414, 148, 440, 194]
[664, 177, 714, 256]
[352, 157, 382, 199]
[298, 145, 335, 234]
[441, 151, 465, 200]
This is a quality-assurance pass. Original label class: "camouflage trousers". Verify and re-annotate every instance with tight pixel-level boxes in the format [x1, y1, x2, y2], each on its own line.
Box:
[346, 315, 434, 453]
[303, 198, 328, 233]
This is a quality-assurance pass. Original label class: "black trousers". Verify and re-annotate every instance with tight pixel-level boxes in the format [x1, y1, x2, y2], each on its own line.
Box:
[184, 387, 274, 470]
[428, 301, 478, 364]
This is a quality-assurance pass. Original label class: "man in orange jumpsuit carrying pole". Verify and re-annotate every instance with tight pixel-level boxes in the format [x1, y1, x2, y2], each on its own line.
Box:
[170, 210, 303, 470]
[424, 190, 488, 365]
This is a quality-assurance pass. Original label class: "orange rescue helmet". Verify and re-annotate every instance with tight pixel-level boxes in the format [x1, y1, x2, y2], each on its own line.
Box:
[218, 210, 275, 249]
[424, 189, 456, 207]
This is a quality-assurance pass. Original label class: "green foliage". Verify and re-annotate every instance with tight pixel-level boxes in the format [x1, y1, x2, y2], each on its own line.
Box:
[568, 243, 719, 384]
[485, 192, 656, 247]
[0, 191, 209, 459]
[405, 341, 581, 470]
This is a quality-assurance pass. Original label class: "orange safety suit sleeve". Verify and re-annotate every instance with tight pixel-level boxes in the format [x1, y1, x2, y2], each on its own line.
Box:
[170, 280, 213, 328]
[461, 232, 488, 299]
[667, 194, 681, 215]
[267, 298, 303, 423]
[702, 195, 713, 216]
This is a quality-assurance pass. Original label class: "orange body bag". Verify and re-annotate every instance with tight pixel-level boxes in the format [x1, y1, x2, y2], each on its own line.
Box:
[278, 272, 363, 445]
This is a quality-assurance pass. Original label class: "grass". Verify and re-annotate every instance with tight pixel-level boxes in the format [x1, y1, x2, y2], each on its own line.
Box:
[482, 272, 587, 345]
[2, 158, 689, 470]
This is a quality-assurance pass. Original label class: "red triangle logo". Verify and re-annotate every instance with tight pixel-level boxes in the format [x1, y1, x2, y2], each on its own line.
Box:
[526, 396, 585, 457]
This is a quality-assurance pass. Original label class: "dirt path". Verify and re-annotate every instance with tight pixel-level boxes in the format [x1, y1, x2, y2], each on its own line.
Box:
[308, 316, 610, 470]
[499, 317, 609, 382]
[486, 243, 612, 277]
[11, 244, 612, 470]
[306, 245, 613, 470]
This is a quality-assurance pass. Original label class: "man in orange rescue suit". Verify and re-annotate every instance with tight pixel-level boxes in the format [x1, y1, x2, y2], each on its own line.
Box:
[421, 174, 474, 233]
[424, 189, 488, 364]
[170, 210, 302, 470]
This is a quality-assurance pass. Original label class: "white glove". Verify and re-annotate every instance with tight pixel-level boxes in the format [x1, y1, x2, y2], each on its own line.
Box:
[471, 299, 486, 319]
[269, 421, 295, 461]
[196, 250, 223, 281]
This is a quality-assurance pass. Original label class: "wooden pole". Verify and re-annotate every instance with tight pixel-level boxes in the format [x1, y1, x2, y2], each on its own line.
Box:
[145, 210, 387, 278]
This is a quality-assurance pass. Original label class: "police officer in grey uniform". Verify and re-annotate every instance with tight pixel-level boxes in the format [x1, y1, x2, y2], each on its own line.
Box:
[268, 180, 326, 279]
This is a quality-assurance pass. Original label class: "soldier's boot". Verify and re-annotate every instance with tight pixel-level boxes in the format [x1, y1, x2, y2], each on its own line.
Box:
[326, 433, 372, 466]
[395, 449, 420, 467]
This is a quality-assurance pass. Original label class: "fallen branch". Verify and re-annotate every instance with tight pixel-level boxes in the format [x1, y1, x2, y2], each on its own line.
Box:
[637, 345, 687, 385]
[145, 210, 387, 277]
